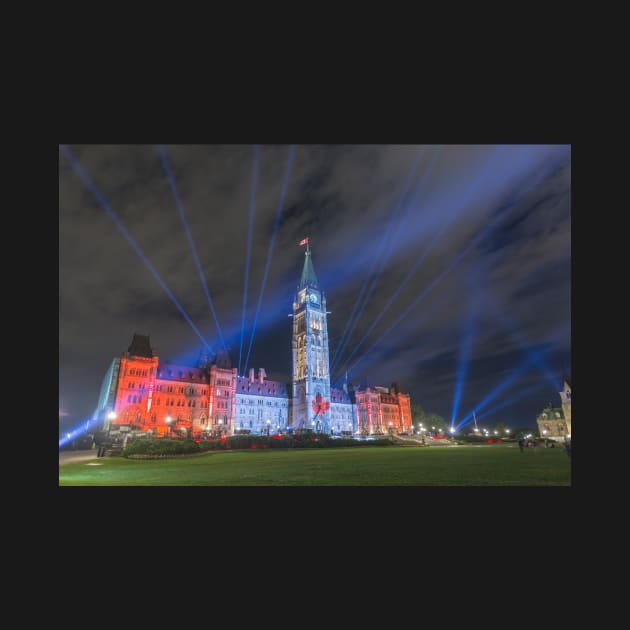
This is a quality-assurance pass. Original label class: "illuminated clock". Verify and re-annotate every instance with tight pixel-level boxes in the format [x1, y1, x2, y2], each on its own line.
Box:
[309, 293, 318, 304]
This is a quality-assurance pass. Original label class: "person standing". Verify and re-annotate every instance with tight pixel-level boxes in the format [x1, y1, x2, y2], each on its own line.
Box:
[563, 437, 571, 459]
[518, 438, 525, 453]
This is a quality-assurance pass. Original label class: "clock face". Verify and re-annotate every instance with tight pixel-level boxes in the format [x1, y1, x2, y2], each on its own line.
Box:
[309, 293, 318, 304]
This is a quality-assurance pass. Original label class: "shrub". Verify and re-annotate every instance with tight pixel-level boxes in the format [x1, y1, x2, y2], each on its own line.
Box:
[123, 439, 201, 457]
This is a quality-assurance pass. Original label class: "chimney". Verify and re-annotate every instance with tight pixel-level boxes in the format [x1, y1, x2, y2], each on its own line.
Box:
[258, 368, 266, 384]
[249, 368, 255, 383]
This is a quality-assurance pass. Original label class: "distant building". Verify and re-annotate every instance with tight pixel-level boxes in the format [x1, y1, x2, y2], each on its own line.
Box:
[234, 369, 290, 434]
[536, 379, 571, 440]
[93, 244, 413, 437]
[355, 384, 412, 435]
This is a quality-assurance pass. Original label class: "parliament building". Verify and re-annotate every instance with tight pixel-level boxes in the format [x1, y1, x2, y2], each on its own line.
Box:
[93, 246, 412, 437]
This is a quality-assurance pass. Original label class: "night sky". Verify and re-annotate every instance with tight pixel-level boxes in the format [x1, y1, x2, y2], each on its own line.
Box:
[59, 144, 571, 434]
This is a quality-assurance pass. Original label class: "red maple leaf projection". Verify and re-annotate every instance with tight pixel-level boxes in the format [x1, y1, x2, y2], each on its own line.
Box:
[312, 392, 330, 416]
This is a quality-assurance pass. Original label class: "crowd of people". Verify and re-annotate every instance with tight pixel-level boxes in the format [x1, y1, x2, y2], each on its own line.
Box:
[517, 436, 571, 457]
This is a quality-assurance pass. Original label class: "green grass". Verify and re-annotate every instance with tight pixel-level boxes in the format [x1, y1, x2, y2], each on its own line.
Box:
[59, 443, 571, 486]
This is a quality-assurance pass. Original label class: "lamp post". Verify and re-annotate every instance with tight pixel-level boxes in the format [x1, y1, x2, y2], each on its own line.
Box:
[165, 416, 172, 438]
[107, 411, 117, 433]
[266, 419, 271, 436]
[218, 418, 223, 438]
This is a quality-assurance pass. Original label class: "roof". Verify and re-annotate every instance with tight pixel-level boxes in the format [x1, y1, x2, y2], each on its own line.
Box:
[537, 407, 565, 420]
[299, 251, 319, 289]
[330, 388, 351, 404]
[156, 363, 209, 383]
[128, 333, 153, 358]
[236, 376, 289, 398]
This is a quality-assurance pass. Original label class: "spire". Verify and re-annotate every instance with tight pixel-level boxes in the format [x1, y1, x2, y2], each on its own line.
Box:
[299, 249, 319, 290]
[127, 333, 153, 358]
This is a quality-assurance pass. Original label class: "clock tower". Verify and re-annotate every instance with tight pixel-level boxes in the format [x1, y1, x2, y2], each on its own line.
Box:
[291, 241, 331, 432]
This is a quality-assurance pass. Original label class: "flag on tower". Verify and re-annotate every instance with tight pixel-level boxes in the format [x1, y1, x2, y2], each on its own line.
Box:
[299, 238, 309, 246]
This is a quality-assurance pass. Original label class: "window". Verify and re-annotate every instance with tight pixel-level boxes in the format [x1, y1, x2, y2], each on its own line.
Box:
[128, 395, 132, 403]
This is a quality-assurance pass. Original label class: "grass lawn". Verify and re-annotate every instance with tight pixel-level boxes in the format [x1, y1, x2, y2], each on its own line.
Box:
[58, 443, 571, 486]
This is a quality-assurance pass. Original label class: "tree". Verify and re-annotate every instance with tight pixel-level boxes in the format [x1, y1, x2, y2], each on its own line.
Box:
[425, 412, 447, 433]
[410, 403, 425, 425]
[494, 421, 507, 435]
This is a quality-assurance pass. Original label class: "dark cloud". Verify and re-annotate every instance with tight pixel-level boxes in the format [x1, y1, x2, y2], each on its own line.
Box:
[59, 144, 571, 432]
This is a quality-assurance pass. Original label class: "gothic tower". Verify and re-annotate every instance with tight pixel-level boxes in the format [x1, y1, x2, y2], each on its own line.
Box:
[291, 242, 331, 432]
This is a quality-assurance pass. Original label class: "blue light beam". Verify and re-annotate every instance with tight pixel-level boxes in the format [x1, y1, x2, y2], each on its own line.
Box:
[238, 145, 260, 375]
[330, 146, 429, 372]
[342, 152, 569, 380]
[243, 145, 297, 376]
[484, 297, 562, 392]
[336, 149, 500, 382]
[455, 355, 539, 430]
[450, 312, 477, 428]
[158, 145, 228, 352]
[473, 381, 549, 425]
[60, 145, 212, 351]
[59, 415, 101, 448]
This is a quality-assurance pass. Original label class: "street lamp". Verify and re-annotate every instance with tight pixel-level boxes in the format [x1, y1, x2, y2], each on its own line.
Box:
[166, 416, 172, 438]
[266, 419, 271, 436]
[107, 411, 117, 433]
[218, 418, 223, 438]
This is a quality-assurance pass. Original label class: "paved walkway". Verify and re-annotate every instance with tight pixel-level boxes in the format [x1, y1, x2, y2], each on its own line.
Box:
[59, 449, 99, 467]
